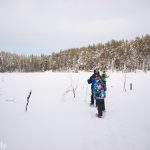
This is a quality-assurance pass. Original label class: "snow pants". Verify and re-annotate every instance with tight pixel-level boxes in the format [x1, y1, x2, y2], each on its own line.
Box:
[96, 99, 105, 116]
[91, 91, 94, 105]
[96, 99, 105, 111]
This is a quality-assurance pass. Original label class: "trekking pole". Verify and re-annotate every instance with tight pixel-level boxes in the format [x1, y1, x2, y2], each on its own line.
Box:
[84, 83, 88, 102]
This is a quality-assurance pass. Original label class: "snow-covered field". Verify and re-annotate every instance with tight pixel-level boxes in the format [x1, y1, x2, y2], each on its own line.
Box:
[0, 71, 150, 150]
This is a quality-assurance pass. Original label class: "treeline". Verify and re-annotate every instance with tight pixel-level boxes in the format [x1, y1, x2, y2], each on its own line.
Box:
[0, 34, 150, 72]
[0, 53, 49, 72]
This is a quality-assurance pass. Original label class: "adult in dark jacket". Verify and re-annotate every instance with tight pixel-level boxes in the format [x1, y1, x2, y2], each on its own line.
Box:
[87, 69, 101, 106]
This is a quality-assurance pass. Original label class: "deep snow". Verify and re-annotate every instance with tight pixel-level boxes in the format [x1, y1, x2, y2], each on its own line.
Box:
[0, 71, 150, 150]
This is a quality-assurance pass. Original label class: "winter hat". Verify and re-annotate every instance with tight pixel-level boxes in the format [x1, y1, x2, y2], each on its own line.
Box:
[94, 69, 100, 75]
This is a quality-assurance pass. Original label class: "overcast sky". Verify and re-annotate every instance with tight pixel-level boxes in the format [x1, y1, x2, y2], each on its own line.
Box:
[0, 0, 150, 55]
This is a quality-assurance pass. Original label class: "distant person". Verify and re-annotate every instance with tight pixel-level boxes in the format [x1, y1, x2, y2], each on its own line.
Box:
[87, 69, 101, 106]
[101, 70, 109, 85]
[100, 70, 108, 111]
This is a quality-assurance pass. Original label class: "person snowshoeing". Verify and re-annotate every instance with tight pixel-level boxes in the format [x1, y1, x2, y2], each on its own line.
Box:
[101, 70, 109, 85]
[87, 69, 101, 106]
[92, 75, 106, 118]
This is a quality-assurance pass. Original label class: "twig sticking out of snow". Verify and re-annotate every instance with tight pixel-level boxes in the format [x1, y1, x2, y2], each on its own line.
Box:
[64, 76, 79, 99]
[123, 72, 127, 92]
[130, 83, 132, 90]
[25, 90, 32, 112]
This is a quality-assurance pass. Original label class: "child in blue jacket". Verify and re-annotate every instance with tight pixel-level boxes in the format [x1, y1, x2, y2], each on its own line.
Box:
[92, 75, 106, 118]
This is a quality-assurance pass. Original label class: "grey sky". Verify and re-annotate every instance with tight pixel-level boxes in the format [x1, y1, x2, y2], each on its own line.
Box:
[0, 0, 150, 55]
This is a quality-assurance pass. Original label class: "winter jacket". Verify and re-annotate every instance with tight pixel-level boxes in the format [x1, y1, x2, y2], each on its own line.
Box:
[101, 72, 109, 81]
[87, 73, 101, 89]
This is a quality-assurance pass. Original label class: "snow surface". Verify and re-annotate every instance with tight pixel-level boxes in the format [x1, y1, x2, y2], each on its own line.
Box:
[0, 71, 150, 150]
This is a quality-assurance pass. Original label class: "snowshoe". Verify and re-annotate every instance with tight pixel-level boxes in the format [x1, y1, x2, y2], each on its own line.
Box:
[96, 113, 102, 118]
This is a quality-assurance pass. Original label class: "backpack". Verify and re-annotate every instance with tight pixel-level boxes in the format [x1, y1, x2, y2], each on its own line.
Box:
[93, 79, 106, 100]
[93, 79, 101, 100]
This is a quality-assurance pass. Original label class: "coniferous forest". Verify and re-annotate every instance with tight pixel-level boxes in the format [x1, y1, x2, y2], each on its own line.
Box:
[0, 35, 150, 72]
